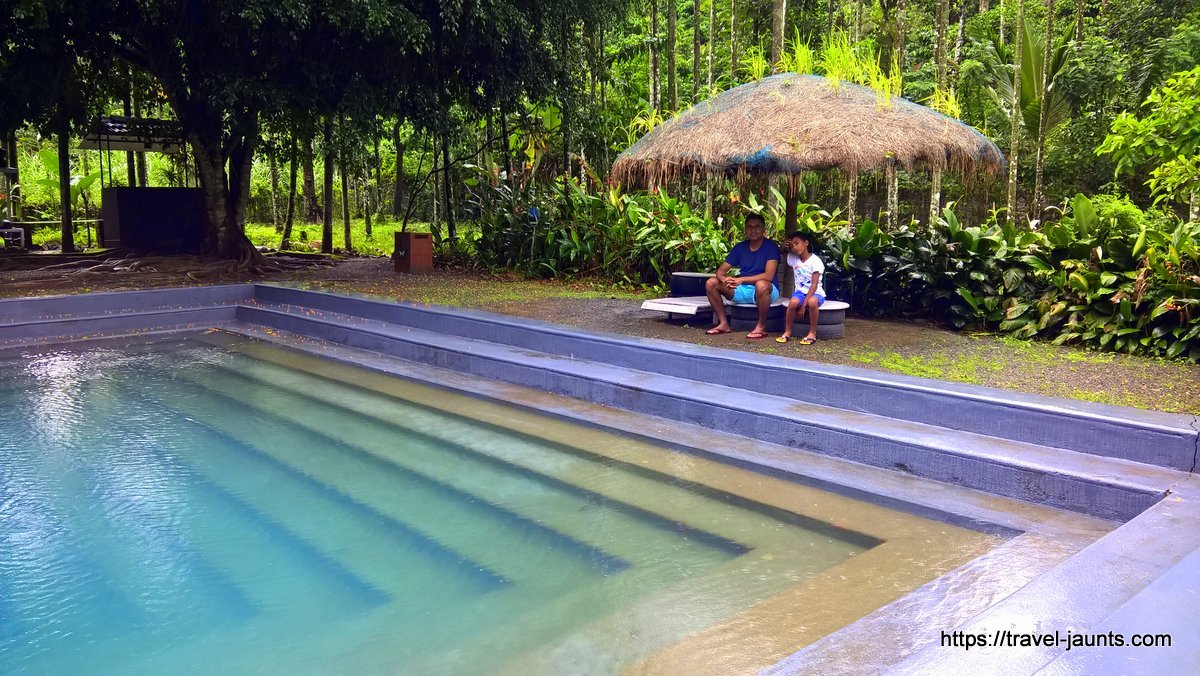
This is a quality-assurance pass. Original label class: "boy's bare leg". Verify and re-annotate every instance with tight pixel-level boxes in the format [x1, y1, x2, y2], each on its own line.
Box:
[804, 297, 820, 341]
[781, 297, 800, 340]
[705, 276, 734, 333]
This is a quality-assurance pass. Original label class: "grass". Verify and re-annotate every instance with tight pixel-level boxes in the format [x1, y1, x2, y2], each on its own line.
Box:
[307, 274, 652, 308]
[23, 219, 429, 257]
[836, 320, 1199, 414]
[245, 219, 432, 257]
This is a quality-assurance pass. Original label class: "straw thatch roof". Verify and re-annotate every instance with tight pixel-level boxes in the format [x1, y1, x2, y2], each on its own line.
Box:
[610, 73, 1005, 188]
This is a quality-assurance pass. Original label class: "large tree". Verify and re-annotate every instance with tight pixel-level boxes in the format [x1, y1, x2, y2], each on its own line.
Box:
[7, 0, 625, 262]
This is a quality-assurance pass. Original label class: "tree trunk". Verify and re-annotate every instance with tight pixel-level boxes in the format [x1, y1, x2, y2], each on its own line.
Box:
[302, 133, 320, 222]
[650, 0, 661, 111]
[393, 121, 406, 219]
[431, 146, 439, 229]
[442, 133, 456, 240]
[1033, 0, 1055, 217]
[1074, 0, 1084, 42]
[341, 159, 352, 251]
[896, 0, 908, 76]
[784, 176, 798, 231]
[1006, 0, 1024, 225]
[707, 0, 716, 92]
[1190, 191, 1199, 223]
[123, 91, 136, 187]
[693, 0, 701, 102]
[373, 132, 382, 222]
[57, 122, 76, 253]
[826, 0, 836, 37]
[999, 0, 1005, 42]
[363, 156, 373, 237]
[936, 0, 949, 90]
[133, 94, 148, 187]
[930, 169, 943, 224]
[281, 135, 298, 247]
[269, 142, 280, 231]
[561, 19, 572, 189]
[322, 117, 334, 254]
[500, 112, 513, 184]
[771, 0, 787, 74]
[5, 133, 21, 220]
[954, 0, 967, 68]
[730, 0, 738, 82]
[667, 0, 678, 110]
[855, 0, 863, 42]
[190, 123, 261, 260]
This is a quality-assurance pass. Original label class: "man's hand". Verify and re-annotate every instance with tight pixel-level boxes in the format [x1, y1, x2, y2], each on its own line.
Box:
[723, 276, 740, 289]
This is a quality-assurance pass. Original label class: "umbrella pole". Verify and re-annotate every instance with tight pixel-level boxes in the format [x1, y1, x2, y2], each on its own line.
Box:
[886, 162, 899, 229]
[846, 169, 857, 229]
[785, 175, 798, 233]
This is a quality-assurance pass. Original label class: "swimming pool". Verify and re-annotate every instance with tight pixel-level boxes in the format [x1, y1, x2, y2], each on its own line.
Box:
[0, 335, 999, 674]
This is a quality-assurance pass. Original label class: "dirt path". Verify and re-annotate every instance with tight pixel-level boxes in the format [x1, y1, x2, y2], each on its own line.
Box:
[4, 255, 1199, 414]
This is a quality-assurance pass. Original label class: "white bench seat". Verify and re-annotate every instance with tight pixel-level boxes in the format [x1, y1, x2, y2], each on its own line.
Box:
[641, 296, 848, 315]
[642, 296, 849, 338]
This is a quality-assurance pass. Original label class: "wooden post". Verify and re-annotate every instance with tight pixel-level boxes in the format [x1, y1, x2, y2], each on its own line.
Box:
[784, 175, 799, 232]
[846, 169, 858, 228]
[886, 163, 899, 229]
[58, 120, 77, 253]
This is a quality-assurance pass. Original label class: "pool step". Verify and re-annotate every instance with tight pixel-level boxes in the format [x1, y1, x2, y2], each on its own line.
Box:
[234, 302, 1185, 521]
[146, 371, 628, 590]
[250, 285, 1199, 472]
[205, 352, 873, 560]
[117, 380, 502, 606]
[188, 366, 744, 570]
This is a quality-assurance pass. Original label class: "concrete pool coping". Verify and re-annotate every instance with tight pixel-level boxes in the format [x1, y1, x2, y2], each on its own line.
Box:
[1, 283, 1197, 672]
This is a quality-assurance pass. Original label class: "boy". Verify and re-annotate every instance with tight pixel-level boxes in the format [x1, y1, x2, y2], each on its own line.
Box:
[776, 231, 824, 345]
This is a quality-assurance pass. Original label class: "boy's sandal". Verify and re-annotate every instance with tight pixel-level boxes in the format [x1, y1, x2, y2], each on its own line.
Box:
[774, 336, 789, 344]
[705, 326, 731, 335]
[799, 337, 816, 345]
[746, 330, 767, 340]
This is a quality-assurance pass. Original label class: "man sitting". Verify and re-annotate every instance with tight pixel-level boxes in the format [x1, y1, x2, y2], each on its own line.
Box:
[704, 213, 780, 339]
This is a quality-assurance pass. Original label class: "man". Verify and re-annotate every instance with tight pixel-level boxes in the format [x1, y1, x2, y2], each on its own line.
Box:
[704, 213, 780, 339]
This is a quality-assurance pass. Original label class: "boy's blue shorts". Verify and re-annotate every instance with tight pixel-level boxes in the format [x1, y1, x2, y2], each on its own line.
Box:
[791, 290, 826, 306]
[732, 283, 780, 304]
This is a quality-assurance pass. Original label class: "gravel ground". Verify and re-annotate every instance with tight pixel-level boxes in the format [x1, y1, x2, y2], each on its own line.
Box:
[4, 255, 1199, 415]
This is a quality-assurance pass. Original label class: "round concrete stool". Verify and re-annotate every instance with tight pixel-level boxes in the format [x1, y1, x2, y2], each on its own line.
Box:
[725, 299, 849, 338]
[668, 271, 716, 297]
[814, 300, 849, 339]
[726, 301, 787, 333]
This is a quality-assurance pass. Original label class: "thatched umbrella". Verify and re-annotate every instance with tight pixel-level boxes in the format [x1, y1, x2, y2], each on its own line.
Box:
[611, 73, 1005, 228]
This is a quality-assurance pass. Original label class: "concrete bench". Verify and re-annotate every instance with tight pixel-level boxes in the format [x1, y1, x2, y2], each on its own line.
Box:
[641, 295, 849, 339]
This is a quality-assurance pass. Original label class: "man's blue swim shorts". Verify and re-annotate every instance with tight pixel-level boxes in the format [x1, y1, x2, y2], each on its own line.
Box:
[732, 283, 780, 304]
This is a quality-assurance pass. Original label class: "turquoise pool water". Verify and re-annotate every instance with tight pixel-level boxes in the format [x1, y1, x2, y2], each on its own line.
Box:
[0, 336, 875, 674]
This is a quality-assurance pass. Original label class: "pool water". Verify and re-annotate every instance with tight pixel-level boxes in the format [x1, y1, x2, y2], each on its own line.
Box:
[0, 335, 989, 674]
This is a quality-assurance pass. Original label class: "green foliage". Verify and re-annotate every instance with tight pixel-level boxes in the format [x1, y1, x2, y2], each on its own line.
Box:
[471, 170, 737, 285]
[1098, 66, 1200, 208]
[31, 149, 100, 214]
[811, 194, 1200, 360]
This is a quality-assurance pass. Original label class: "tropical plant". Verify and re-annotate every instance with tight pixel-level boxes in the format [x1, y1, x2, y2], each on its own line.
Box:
[33, 149, 100, 213]
[1098, 66, 1200, 217]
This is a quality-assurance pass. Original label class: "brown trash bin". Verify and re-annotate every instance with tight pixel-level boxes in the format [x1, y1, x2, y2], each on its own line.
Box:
[393, 231, 433, 274]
